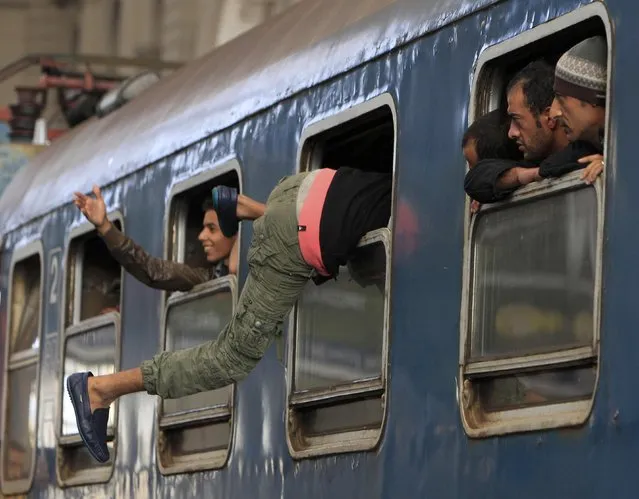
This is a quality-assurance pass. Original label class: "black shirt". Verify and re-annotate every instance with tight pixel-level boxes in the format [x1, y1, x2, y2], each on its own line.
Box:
[464, 140, 602, 204]
[318, 167, 392, 277]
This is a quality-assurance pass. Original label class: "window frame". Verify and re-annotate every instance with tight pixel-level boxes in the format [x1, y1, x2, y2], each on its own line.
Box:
[164, 159, 242, 266]
[287, 93, 397, 458]
[56, 213, 124, 486]
[0, 240, 44, 496]
[460, 174, 604, 436]
[156, 276, 237, 474]
[460, 3, 612, 438]
[62, 212, 125, 328]
[157, 159, 242, 475]
[58, 312, 121, 446]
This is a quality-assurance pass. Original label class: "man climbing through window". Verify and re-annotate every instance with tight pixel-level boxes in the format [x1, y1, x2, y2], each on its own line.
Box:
[67, 166, 392, 463]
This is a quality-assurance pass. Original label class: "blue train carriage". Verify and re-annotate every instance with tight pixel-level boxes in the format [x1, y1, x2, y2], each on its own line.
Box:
[0, 0, 631, 497]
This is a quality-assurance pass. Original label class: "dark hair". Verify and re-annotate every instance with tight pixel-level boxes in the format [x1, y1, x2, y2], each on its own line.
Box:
[202, 198, 215, 212]
[506, 60, 555, 116]
[462, 109, 521, 161]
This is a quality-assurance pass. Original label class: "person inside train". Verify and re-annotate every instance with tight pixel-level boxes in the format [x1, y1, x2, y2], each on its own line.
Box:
[550, 36, 607, 179]
[461, 108, 523, 212]
[67, 166, 392, 463]
[73, 184, 242, 290]
[464, 54, 604, 207]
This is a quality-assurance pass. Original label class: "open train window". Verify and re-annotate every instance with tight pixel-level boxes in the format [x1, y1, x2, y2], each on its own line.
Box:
[1, 243, 43, 496]
[167, 165, 240, 270]
[288, 95, 396, 458]
[57, 216, 123, 485]
[64, 219, 123, 326]
[459, 4, 610, 437]
[159, 161, 241, 474]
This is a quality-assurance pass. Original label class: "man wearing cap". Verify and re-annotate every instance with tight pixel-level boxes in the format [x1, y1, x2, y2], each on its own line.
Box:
[66, 167, 392, 464]
[464, 53, 606, 206]
[552, 35, 607, 184]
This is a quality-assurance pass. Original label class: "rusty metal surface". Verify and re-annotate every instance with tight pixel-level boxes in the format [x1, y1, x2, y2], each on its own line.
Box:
[0, 0, 498, 237]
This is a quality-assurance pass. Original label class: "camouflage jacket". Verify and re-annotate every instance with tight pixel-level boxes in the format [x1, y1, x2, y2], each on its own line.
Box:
[101, 225, 228, 292]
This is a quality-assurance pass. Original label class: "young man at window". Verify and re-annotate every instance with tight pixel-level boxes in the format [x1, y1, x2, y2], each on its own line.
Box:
[73, 185, 242, 290]
[461, 109, 523, 211]
[68, 168, 391, 463]
[465, 58, 602, 205]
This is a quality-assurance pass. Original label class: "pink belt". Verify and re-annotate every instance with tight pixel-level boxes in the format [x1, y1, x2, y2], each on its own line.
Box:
[297, 168, 336, 276]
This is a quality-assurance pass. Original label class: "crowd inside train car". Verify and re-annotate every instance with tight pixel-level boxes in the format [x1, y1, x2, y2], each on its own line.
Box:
[462, 35, 607, 210]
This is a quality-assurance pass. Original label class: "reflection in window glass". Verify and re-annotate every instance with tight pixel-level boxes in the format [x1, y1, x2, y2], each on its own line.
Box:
[3, 364, 37, 482]
[471, 188, 597, 359]
[477, 365, 596, 412]
[9, 256, 41, 354]
[295, 241, 386, 392]
[162, 290, 233, 416]
[62, 324, 117, 436]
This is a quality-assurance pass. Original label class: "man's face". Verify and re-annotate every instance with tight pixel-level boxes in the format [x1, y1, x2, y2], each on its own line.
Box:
[507, 84, 553, 161]
[198, 210, 236, 263]
[551, 94, 605, 144]
[463, 139, 479, 169]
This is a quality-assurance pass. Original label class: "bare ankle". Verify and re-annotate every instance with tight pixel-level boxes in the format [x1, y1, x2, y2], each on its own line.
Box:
[88, 377, 114, 412]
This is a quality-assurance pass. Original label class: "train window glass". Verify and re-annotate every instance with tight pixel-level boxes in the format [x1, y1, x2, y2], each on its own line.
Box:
[58, 316, 119, 485]
[157, 277, 236, 474]
[294, 239, 387, 391]
[288, 95, 395, 459]
[159, 164, 241, 474]
[65, 219, 123, 326]
[1, 249, 42, 496]
[461, 6, 609, 437]
[58, 218, 123, 485]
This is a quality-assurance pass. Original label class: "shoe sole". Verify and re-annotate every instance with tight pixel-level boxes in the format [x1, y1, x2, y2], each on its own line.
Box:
[66, 376, 109, 463]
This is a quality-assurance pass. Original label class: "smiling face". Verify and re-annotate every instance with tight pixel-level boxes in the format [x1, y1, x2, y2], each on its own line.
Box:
[506, 84, 555, 161]
[198, 209, 236, 263]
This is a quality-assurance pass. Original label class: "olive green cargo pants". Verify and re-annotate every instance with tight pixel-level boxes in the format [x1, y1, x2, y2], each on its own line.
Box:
[140, 172, 314, 398]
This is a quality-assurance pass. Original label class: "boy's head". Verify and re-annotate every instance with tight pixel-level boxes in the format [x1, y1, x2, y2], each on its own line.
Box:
[462, 109, 522, 168]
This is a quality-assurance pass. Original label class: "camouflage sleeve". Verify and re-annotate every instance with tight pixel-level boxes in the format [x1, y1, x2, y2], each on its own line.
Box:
[100, 224, 211, 291]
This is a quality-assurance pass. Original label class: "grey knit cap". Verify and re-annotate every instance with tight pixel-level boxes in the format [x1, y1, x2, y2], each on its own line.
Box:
[554, 36, 607, 106]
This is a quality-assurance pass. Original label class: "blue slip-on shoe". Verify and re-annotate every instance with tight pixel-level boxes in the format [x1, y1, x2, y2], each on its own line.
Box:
[211, 185, 239, 237]
[66, 372, 110, 463]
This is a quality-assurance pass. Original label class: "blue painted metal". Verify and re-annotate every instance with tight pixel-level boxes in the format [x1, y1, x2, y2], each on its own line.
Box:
[3, 0, 639, 497]
[0, 0, 499, 235]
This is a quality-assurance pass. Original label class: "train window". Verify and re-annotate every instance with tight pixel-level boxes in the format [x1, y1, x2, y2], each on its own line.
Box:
[460, 5, 609, 437]
[1, 245, 43, 496]
[288, 95, 396, 458]
[159, 163, 241, 474]
[157, 277, 236, 473]
[167, 166, 239, 269]
[64, 219, 123, 326]
[58, 217, 123, 485]
[58, 314, 119, 484]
